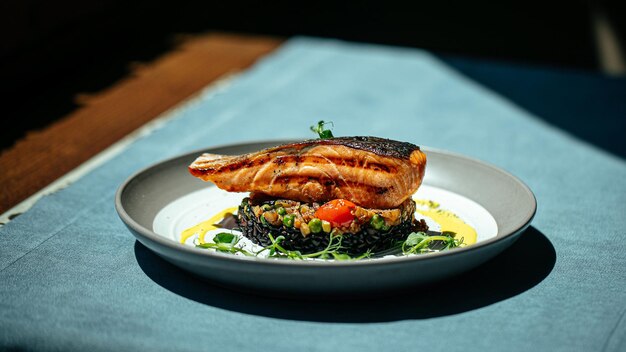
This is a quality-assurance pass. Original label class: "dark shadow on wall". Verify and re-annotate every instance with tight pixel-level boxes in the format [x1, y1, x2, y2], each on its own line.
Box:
[0, 0, 604, 150]
[135, 226, 556, 322]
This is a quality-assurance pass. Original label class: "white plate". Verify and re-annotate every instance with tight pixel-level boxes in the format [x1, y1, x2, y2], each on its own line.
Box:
[153, 185, 498, 249]
[116, 140, 536, 296]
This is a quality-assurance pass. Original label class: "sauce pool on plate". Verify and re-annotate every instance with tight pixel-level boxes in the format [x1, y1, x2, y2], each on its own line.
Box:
[413, 199, 477, 245]
[180, 207, 238, 244]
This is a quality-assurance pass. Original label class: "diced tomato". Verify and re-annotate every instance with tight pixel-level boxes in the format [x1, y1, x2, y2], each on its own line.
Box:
[314, 199, 356, 227]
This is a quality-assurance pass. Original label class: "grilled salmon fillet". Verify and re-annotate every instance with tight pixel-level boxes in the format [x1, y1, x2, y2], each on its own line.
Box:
[188, 137, 426, 209]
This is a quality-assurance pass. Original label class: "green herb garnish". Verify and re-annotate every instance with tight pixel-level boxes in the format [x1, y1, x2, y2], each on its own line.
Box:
[257, 233, 370, 260]
[310, 120, 334, 139]
[196, 232, 254, 256]
[401, 231, 461, 255]
[195, 230, 459, 260]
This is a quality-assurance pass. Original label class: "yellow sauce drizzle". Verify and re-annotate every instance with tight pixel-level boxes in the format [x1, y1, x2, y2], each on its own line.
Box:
[180, 207, 238, 244]
[413, 199, 477, 246]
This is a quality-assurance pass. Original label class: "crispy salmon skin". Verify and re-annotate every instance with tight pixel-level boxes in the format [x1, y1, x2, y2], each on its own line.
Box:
[188, 137, 426, 209]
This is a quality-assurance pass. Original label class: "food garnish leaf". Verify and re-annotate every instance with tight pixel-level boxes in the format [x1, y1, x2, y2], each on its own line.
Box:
[310, 120, 334, 139]
[404, 232, 426, 247]
[401, 231, 461, 255]
[196, 229, 461, 259]
[213, 232, 237, 244]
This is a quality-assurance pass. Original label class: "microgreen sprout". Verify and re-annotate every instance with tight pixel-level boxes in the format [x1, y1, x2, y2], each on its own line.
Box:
[310, 120, 334, 139]
[256, 232, 368, 260]
[401, 231, 462, 255]
[195, 230, 459, 260]
[196, 232, 255, 256]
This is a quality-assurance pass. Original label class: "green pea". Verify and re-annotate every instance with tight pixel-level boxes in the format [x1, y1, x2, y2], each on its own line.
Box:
[370, 214, 385, 230]
[308, 218, 322, 233]
[283, 214, 295, 227]
[277, 207, 287, 215]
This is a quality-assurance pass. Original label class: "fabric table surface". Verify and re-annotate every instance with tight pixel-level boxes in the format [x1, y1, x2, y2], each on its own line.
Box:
[1, 37, 625, 352]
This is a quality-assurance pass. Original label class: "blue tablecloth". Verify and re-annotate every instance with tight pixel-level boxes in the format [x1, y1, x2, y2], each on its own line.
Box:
[1, 37, 625, 352]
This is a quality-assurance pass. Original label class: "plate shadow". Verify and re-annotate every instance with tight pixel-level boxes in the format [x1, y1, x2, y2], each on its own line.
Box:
[135, 226, 555, 322]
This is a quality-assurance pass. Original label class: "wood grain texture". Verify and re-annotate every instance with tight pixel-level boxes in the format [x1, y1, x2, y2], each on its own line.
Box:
[0, 33, 282, 214]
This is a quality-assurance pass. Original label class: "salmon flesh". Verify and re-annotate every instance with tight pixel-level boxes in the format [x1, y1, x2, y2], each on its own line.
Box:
[188, 137, 426, 209]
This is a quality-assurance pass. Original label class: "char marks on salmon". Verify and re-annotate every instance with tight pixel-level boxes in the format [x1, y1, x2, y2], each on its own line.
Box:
[188, 137, 427, 209]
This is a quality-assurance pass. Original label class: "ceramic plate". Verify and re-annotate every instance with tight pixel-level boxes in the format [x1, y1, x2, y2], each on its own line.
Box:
[116, 140, 536, 296]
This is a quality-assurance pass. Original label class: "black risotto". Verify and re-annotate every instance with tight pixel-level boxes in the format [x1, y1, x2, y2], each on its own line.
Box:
[236, 197, 428, 255]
